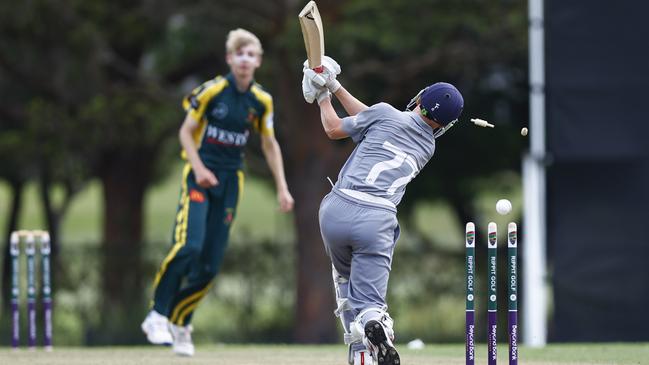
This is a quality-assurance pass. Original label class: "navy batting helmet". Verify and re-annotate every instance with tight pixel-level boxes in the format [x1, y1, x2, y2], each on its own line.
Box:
[406, 82, 464, 138]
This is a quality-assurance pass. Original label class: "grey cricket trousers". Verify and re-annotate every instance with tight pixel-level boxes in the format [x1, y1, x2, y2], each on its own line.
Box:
[319, 189, 401, 324]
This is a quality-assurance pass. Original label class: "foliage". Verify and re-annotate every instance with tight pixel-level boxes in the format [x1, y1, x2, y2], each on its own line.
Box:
[320, 0, 528, 222]
[0, 0, 528, 344]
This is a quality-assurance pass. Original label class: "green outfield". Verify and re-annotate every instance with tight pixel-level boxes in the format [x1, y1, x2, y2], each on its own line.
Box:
[0, 162, 295, 245]
[0, 161, 519, 249]
[1, 343, 647, 365]
[0, 164, 531, 347]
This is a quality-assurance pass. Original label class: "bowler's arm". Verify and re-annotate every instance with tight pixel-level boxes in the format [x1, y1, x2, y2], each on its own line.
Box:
[179, 114, 218, 187]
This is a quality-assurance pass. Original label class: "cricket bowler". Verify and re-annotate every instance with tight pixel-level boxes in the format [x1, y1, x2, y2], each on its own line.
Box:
[141, 28, 294, 356]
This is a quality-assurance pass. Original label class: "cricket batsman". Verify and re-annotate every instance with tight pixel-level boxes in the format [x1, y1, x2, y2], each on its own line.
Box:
[141, 28, 294, 356]
[302, 57, 464, 365]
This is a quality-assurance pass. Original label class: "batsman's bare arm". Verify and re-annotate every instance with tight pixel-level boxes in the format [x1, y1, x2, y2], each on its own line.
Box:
[260, 134, 294, 212]
[179, 114, 218, 187]
[332, 85, 368, 116]
[317, 97, 348, 140]
[316, 84, 368, 140]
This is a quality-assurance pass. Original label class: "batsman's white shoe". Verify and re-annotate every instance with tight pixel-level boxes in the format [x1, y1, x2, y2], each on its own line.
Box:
[353, 349, 374, 365]
[348, 345, 374, 365]
[141, 310, 173, 345]
[364, 320, 400, 365]
[170, 324, 195, 357]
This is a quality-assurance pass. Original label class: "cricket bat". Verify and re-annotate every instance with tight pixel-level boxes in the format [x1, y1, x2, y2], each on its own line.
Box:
[299, 1, 324, 73]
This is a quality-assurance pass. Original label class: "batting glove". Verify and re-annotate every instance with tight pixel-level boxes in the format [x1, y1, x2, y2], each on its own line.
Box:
[302, 73, 329, 104]
[316, 88, 331, 104]
[303, 55, 341, 93]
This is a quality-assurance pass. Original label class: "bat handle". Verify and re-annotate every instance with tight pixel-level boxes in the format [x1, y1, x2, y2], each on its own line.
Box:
[313, 65, 324, 73]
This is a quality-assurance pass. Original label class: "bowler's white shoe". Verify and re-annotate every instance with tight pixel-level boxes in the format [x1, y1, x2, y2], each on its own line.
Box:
[141, 310, 173, 345]
[170, 324, 195, 357]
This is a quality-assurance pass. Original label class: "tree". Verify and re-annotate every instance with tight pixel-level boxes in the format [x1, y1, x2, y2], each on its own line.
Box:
[1, 0, 528, 344]
[274, 0, 528, 341]
[0, 0, 183, 341]
[119, 0, 528, 342]
[0, 121, 30, 309]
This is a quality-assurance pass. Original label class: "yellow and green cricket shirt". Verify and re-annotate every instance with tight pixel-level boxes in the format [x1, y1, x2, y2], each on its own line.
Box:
[181, 73, 274, 171]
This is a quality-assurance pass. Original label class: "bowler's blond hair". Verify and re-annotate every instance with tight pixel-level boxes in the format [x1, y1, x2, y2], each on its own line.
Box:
[226, 28, 263, 55]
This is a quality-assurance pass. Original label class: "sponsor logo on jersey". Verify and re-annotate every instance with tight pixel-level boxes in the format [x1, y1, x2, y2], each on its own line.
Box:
[205, 125, 250, 147]
[212, 102, 229, 119]
[189, 95, 200, 109]
[189, 189, 205, 203]
[247, 108, 258, 124]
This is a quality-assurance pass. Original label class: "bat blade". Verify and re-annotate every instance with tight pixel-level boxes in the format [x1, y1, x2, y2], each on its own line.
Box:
[298, 1, 324, 71]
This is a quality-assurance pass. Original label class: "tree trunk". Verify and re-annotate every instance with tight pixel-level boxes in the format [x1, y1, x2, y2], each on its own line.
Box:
[272, 49, 351, 341]
[96, 151, 151, 344]
[1, 180, 23, 311]
[38, 171, 62, 298]
[292, 162, 341, 343]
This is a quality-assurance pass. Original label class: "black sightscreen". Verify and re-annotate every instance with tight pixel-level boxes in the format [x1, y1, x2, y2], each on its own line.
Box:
[545, 0, 649, 341]
[545, 0, 649, 342]
[546, 1, 649, 161]
[547, 162, 649, 341]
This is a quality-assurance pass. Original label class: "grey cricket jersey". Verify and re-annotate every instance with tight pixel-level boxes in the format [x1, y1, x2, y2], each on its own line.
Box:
[319, 103, 436, 340]
[336, 102, 435, 209]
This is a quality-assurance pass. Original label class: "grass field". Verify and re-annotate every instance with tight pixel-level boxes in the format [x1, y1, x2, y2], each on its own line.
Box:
[0, 161, 518, 247]
[0, 162, 295, 245]
[1, 343, 647, 365]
